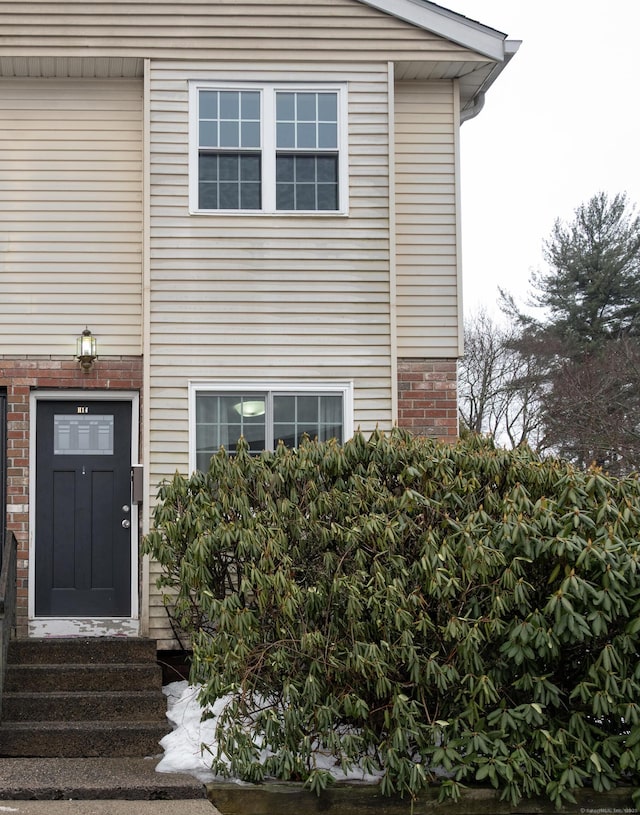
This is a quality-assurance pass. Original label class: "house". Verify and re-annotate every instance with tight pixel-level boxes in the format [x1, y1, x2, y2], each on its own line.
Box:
[0, 0, 519, 650]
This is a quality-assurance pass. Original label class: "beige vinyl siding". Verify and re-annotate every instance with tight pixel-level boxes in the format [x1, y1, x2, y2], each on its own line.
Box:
[147, 62, 394, 645]
[394, 80, 459, 357]
[0, 78, 143, 354]
[0, 1, 485, 66]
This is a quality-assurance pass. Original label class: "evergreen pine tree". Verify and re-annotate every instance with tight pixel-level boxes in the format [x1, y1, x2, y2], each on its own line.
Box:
[505, 192, 640, 474]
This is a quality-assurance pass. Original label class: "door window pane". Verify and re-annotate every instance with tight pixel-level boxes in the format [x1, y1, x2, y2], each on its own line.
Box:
[54, 415, 114, 456]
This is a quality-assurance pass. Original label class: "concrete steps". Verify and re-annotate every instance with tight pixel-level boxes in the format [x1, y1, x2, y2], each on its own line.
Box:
[3, 690, 167, 721]
[0, 757, 207, 802]
[5, 662, 163, 692]
[0, 638, 170, 757]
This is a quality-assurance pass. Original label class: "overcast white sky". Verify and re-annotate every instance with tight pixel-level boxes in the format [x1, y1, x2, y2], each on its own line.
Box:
[440, 1, 640, 316]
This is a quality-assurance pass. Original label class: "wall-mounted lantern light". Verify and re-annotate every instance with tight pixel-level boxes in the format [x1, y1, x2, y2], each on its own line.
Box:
[76, 327, 98, 372]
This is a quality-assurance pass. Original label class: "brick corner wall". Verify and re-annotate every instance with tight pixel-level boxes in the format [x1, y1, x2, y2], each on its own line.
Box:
[397, 358, 458, 441]
[0, 356, 143, 637]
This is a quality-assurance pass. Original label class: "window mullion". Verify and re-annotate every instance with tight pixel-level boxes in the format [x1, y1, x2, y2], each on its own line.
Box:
[338, 87, 348, 213]
[262, 89, 276, 212]
[265, 392, 275, 450]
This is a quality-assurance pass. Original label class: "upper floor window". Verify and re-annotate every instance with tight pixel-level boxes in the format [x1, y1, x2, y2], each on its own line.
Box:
[190, 83, 347, 215]
[197, 89, 262, 210]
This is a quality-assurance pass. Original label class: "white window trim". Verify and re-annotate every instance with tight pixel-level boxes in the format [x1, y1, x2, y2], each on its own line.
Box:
[188, 380, 354, 471]
[189, 81, 349, 216]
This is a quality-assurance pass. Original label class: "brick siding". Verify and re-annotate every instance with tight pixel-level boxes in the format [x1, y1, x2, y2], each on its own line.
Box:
[397, 358, 458, 441]
[0, 356, 143, 636]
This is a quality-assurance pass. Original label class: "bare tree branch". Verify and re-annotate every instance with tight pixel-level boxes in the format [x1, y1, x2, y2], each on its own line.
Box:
[458, 309, 544, 449]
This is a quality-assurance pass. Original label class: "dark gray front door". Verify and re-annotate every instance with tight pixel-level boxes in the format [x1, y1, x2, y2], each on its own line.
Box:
[35, 400, 132, 617]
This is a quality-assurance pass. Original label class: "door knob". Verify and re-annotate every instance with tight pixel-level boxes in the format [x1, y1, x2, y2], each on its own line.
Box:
[122, 519, 131, 529]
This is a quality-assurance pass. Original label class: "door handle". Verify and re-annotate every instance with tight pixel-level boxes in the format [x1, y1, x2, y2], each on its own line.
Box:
[122, 519, 131, 529]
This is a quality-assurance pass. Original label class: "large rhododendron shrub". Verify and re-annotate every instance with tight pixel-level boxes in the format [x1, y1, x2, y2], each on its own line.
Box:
[145, 430, 640, 807]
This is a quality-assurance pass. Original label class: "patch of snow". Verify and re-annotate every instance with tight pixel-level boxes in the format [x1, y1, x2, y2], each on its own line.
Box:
[155, 682, 221, 782]
[156, 681, 383, 785]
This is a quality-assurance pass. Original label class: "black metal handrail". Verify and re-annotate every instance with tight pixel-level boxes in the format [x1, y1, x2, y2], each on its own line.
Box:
[0, 531, 17, 712]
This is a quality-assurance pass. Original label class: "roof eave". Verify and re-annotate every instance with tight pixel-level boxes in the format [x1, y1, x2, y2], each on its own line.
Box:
[460, 39, 521, 123]
[358, 0, 509, 61]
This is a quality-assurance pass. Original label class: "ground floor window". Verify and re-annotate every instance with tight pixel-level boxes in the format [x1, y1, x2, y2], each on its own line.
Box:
[191, 382, 353, 471]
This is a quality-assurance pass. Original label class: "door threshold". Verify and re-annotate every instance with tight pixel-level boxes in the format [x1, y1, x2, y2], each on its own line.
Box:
[28, 618, 140, 638]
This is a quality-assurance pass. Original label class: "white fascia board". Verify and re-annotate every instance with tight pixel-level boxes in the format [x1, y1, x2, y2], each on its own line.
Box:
[358, 0, 509, 61]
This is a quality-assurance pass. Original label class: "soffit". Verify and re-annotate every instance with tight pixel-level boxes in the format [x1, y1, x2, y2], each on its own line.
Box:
[0, 56, 144, 78]
[0, 0, 518, 111]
